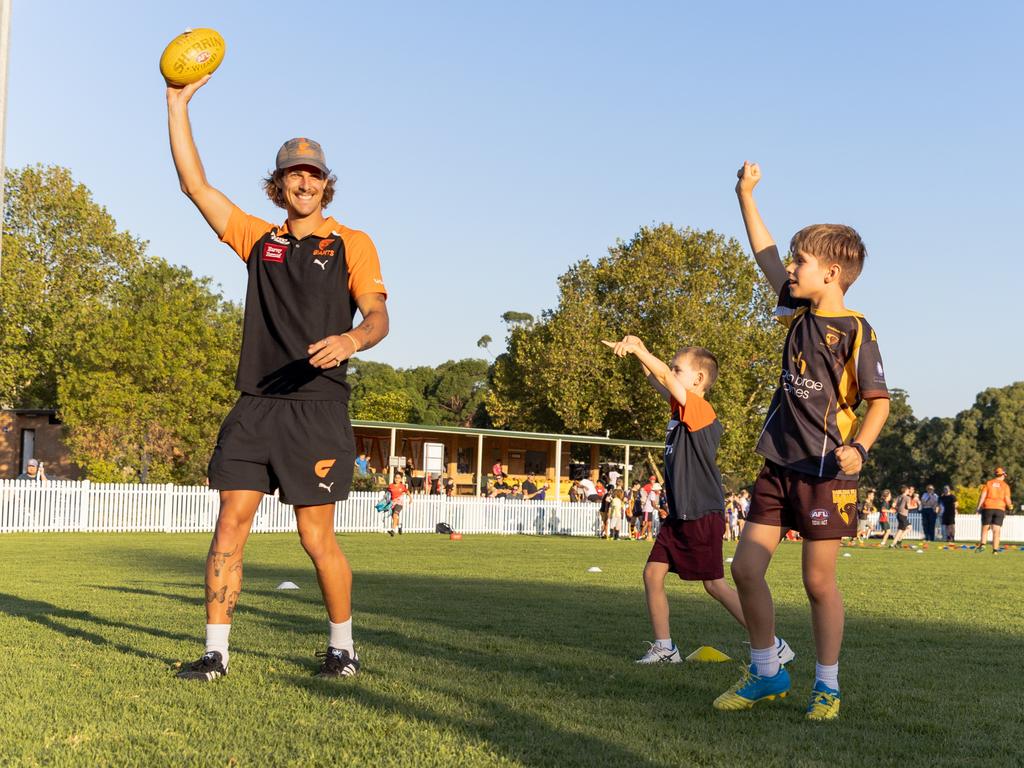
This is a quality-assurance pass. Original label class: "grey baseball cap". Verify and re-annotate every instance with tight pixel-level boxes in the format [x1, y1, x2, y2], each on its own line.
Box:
[275, 137, 329, 174]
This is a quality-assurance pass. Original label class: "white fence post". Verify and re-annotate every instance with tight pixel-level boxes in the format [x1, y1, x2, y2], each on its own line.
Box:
[78, 479, 91, 532]
[162, 483, 173, 533]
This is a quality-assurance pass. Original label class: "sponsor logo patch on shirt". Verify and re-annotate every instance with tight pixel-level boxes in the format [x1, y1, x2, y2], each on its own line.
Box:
[262, 242, 287, 263]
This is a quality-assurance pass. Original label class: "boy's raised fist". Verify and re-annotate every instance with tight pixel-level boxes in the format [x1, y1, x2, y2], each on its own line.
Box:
[735, 161, 761, 194]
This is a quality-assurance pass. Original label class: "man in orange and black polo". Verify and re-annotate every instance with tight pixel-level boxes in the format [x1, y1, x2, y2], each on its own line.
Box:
[977, 467, 1013, 554]
[166, 74, 389, 682]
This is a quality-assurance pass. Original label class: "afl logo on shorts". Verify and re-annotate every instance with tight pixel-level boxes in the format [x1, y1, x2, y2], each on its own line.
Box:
[262, 242, 287, 263]
[314, 459, 336, 478]
[810, 508, 829, 526]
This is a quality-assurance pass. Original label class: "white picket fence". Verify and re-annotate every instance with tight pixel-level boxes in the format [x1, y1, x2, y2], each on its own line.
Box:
[0, 480, 602, 536]
[2, 480, 1022, 541]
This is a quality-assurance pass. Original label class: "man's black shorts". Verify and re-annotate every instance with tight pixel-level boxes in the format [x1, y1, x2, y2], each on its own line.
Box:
[208, 395, 355, 506]
[646, 515, 725, 581]
[980, 509, 1006, 527]
[896, 513, 911, 531]
[746, 461, 858, 540]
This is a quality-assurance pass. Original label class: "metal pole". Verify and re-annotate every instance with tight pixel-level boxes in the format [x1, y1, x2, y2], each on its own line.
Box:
[623, 445, 630, 489]
[0, 0, 12, 275]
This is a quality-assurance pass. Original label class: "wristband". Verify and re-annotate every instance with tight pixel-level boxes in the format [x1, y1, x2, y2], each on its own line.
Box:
[342, 332, 361, 353]
[852, 442, 868, 461]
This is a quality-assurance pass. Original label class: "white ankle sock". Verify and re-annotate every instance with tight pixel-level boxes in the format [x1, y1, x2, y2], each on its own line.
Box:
[815, 661, 839, 689]
[205, 623, 231, 667]
[751, 645, 779, 677]
[329, 618, 354, 654]
[655, 638, 674, 650]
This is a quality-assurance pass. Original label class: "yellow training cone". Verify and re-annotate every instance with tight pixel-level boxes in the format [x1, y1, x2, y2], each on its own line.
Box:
[686, 646, 732, 663]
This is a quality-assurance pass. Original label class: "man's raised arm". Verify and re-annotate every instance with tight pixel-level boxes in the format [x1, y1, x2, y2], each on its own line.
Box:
[735, 161, 788, 296]
[166, 75, 235, 238]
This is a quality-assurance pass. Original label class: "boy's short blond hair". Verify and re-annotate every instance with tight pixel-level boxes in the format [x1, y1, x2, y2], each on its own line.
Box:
[789, 224, 866, 291]
[674, 346, 719, 393]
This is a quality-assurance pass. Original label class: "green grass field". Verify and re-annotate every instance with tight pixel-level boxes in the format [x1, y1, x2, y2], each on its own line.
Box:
[1, 533, 1022, 768]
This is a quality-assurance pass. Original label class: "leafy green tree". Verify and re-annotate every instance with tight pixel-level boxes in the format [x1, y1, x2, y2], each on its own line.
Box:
[861, 389, 920, 490]
[57, 259, 242, 483]
[1, 165, 148, 408]
[501, 311, 535, 328]
[488, 224, 783, 485]
[964, 383, 1024, 485]
[348, 357, 490, 427]
[351, 390, 417, 423]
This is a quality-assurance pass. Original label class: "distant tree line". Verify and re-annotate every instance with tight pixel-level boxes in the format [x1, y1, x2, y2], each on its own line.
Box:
[2, 165, 1017, 490]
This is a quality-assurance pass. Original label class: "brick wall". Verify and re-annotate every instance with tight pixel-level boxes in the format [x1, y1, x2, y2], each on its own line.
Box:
[0, 410, 82, 480]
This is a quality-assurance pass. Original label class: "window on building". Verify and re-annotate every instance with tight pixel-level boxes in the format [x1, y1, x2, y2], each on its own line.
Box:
[525, 450, 546, 476]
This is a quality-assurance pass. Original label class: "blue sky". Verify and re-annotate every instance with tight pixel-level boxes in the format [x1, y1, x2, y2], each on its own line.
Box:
[5, 1, 1022, 419]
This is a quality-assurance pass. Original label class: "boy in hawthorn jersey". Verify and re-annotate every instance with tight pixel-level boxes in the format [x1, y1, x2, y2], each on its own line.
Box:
[713, 162, 890, 720]
[604, 338, 793, 668]
[166, 75, 389, 681]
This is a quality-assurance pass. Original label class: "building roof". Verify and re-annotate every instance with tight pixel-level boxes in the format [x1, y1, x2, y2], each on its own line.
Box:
[351, 419, 662, 448]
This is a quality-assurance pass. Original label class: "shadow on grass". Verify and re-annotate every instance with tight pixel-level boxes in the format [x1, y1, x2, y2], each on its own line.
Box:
[0, 593, 188, 666]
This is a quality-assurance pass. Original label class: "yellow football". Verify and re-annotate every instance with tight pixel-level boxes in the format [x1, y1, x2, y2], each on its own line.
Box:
[159, 28, 226, 86]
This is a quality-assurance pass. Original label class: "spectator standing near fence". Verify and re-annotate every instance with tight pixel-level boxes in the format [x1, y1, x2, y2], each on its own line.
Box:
[522, 475, 547, 501]
[977, 468, 1013, 554]
[737, 489, 750, 536]
[890, 486, 912, 548]
[856, 489, 876, 545]
[354, 453, 370, 476]
[609, 489, 624, 540]
[919, 485, 940, 541]
[387, 474, 409, 536]
[939, 485, 957, 542]
[642, 483, 660, 540]
[16, 459, 46, 483]
[877, 489, 893, 547]
[626, 481, 643, 539]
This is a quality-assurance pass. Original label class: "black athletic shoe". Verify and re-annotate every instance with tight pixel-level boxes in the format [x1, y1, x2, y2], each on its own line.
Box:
[315, 647, 360, 678]
[398, 527, 403, 535]
[387, 529, 395, 537]
[176, 651, 227, 681]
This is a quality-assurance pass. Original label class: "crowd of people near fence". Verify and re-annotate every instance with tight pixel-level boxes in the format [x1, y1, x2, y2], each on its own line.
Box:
[12, 449, 1015, 549]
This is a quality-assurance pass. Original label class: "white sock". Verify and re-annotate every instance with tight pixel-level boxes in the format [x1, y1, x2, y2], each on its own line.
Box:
[815, 661, 839, 690]
[751, 645, 779, 677]
[329, 618, 354, 654]
[205, 623, 231, 667]
[655, 638, 674, 650]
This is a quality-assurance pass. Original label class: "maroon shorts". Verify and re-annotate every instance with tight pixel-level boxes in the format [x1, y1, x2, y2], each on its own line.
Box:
[646, 515, 725, 581]
[747, 461, 858, 540]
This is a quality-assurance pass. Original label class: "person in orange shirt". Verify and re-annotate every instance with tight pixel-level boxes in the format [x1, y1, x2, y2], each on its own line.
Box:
[387, 473, 410, 537]
[977, 468, 1013, 554]
[167, 75, 389, 682]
